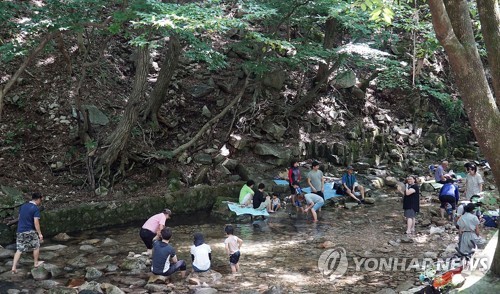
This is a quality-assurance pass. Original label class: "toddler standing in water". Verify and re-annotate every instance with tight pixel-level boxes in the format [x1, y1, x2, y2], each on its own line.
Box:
[224, 225, 243, 274]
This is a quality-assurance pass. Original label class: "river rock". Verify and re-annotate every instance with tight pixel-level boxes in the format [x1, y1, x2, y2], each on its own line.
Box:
[52, 233, 71, 242]
[78, 281, 102, 293]
[429, 226, 445, 235]
[80, 239, 101, 245]
[47, 287, 79, 294]
[376, 289, 396, 294]
[121, 257, 147, 271]
[364, 198, 375, 204]
[319, 241, 335, 249]
[252, 220, 270, 232]
[85, 267, 103, 280]
[80, 245, 97, 252]
[0, 247, 14, 260]
[101, 283, 125, 294]
[194, 288, 218, 294]
[40, 280, 61, 289]
[384, 177, 398, 187]
[41, 245, 68, 251]
[194, 153, 213, 165]
[345, 202, 358, 209]
[187, 270, 223, 286]
[31, 266, 50, 280]
[101, 238, 118, 246]
[43, 263, 63, 278]
[0, 224, 14, 245]
[420, 219, 431, 227]
[67, 256, 88, 268]
[148, 274, 167, 283]
[144, 283, 171, 292]
[111, 276, 147, 287]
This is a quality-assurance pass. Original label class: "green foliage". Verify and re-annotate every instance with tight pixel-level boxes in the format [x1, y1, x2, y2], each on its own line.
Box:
[376, 59, 411, 91]
[417, 82, 464, 121]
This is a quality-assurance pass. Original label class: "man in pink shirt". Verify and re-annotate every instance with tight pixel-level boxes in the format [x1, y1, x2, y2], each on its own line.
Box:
[139, 208, 172, 255]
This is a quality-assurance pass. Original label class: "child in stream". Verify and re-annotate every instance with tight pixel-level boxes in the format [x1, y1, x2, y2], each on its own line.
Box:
[224, 225, 243, 274]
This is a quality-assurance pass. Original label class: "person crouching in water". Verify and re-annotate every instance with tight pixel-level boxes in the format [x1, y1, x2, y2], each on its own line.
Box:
[298, 193, 324, 223]
[151, 227, 186, 279]
[403, 176, 420, 236]
[190, 232, 211, 272]
[457, 203, 481, 257]
[438, 177, 459, 220]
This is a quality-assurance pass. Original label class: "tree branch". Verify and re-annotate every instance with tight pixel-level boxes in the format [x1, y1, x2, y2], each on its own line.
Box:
[171, 76, 249, 157]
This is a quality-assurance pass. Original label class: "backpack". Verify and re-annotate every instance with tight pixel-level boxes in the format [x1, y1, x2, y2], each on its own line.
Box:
[333, 182, 344, 195]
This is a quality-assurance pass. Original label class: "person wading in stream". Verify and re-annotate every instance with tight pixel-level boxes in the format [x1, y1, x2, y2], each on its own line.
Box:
[139, 208, 172, 256]
[11, 192, 45, 274]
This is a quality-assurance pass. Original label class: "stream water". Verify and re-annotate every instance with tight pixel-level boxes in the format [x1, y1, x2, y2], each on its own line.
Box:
[0, 196, 497, 293]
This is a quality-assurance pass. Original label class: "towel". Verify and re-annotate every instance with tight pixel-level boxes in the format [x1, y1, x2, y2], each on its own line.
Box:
[273, 179, 289, 186]
[302, 182, 343, 201]
[227, 203, 270, 216]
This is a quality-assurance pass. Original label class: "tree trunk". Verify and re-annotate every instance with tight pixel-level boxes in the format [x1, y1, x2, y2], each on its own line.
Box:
[428, 0, 500, 276]
[477, 0, 500, 106]
[96, 45, 150, 185]
[142, 35, 181, 126]
[314, 17, 336, 85]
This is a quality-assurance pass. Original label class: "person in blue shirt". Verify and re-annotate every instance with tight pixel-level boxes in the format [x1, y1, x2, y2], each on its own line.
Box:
[342, 166, 365, 204]
[151, 227, 186, 278]
[11, 192, 44, 274]
[439, 177, 460, 220]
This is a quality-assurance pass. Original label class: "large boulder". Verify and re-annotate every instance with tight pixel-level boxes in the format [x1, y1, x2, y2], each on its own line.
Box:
[332, 70, 356, 89]
[263, 70, 286, 90]
[254, 143, 291, 159]
[0, 224, 14, 245]
[262, 121, 286, 140]
[210, 197, 238, 222]
[82, 105, 109, 126]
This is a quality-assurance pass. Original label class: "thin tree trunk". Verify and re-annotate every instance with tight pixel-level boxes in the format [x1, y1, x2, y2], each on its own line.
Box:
[477, 0, 500, 106]
[97, 45, 150, 185]
[429, 0, 500, 276]
[142, 35, 181, 126]
[314, 17, 336, 85]
[0, 32, 55, 121]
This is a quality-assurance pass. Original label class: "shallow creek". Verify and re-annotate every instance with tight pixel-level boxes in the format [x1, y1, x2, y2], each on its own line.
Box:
[0, 196, 496, 293]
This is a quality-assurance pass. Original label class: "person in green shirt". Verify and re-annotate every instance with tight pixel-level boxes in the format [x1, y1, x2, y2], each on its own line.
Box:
[239, 180, 255, 206]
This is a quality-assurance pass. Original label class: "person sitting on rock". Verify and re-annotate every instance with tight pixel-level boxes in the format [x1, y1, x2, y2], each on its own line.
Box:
[439, 177, 459, 220]
[342, 166, 365, 204]
[435, 160, 449, 184]
[253, 183, 271, 212]
[271, 193, 281, 212]
[190, 232, 211, 272]
[151, 227, 186, 279]
[239, 180, 255, 207]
